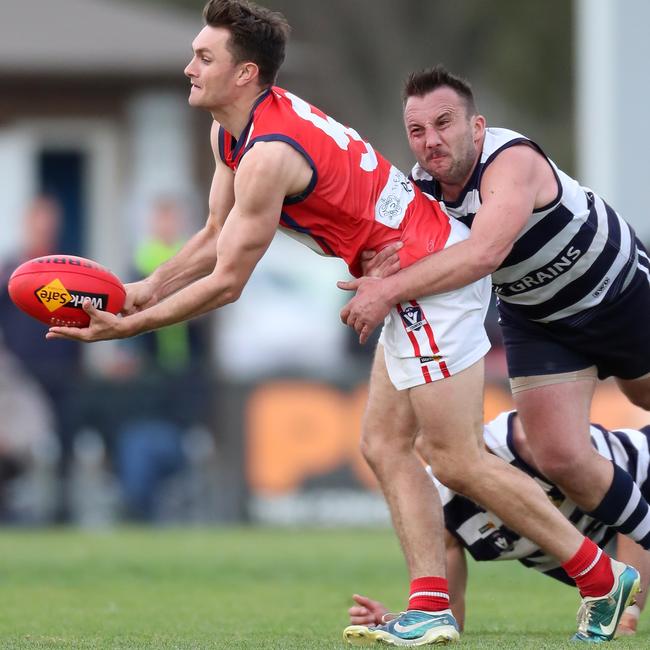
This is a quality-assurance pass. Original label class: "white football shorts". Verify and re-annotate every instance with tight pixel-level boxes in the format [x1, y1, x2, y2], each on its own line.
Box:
[379, 216, 491, 390]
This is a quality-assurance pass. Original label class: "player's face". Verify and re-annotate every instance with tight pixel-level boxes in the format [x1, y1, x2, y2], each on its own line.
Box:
[184, 26, 241, 110]
[404, 87, 484, 187]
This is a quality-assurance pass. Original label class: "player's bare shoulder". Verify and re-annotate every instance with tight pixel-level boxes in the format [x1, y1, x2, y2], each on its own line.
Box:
[481, 143, 557, 209]
[241, 139, 313, 198]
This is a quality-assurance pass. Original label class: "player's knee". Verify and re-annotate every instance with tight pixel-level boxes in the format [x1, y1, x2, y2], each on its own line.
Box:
[424, 448, 479, 494]
[360, 425, 408, 469]
[413, 436, 449, 471]
[359, 431, 379, 468]
[431, 462, 474, 494]
[533, 452, 579, 484]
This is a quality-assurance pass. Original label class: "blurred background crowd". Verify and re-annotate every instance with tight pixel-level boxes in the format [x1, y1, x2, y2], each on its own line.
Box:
[0, 0, 648, 527]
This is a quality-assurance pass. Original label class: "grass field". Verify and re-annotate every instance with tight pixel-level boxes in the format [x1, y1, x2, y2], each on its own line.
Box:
[0, 527, 647, 649]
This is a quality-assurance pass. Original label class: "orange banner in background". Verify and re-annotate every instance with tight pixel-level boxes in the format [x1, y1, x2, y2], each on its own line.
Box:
[245, 378, 650, 496]
[246, 381, 526, 495]
[246, 381, 372, 493]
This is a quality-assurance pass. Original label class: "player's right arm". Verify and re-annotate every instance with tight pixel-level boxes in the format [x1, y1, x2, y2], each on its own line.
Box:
[47, 137, 308, 343]
[123, 121, 235, 314]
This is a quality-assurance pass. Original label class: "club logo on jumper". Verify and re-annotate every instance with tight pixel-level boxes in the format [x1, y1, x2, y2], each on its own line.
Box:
[375, 165, 415, 229]
[35, 280, 108, 313]
[399, 305, 426, 332]
[420, 355, 442, 364]
[35, 279, 73, 312]
[378, 195, 403, 222]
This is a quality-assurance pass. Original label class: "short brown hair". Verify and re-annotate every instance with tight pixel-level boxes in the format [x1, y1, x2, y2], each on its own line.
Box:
[203, 0, 290, 86]
[403, 65, 477, 117]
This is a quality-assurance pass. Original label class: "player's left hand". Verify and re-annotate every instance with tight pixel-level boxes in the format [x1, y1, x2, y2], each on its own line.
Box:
[122, 278, 158, 315]
[46, 299, 131, 342]
[359, 241, 403, 278]
[338, 277, 392, 344]
[616, 611, 638, 636]
[348, 593, 388, 626]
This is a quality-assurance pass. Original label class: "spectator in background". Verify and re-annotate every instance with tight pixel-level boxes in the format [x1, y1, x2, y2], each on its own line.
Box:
[133, 197, 205, 372]
[0, 348, 58, 522]
[0, 195, 82, 521]
[113, 197, 209, 521]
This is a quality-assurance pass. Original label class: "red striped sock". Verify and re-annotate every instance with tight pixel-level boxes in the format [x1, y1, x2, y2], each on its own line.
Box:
[407, 576, 449, 612]
[562, 538, 614, 597]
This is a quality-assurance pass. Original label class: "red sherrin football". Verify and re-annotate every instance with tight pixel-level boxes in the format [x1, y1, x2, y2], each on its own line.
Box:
[8, 255, 126, 327]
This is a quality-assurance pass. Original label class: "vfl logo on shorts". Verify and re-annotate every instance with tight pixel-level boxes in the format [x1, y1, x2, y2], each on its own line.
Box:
[399, 305, 426, 332]
[487, 530, 516, 553]
[479, 522, 517, 553]
[420, 355, 443, 364]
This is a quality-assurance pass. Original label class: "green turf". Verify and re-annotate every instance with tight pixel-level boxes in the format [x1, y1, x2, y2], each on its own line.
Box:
[0, 527, 646, 648]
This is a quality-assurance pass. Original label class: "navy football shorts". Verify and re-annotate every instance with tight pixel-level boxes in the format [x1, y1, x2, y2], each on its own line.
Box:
[498, 269, 650, 381]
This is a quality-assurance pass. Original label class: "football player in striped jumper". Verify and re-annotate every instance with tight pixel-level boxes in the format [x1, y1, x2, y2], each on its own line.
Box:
[48, 6, 640, 645]
[340, 64, 650, 580]
[347, 411, 650, 639]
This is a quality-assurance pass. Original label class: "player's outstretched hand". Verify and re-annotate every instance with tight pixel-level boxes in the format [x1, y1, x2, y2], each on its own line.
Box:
[616, 610, 638, 636]
[348, 594, 389, 626]
[122, 278, 157, 315]
[46, 299, 129, 343]
[359, 241, 403, 278]
[338, 276, 393, 344]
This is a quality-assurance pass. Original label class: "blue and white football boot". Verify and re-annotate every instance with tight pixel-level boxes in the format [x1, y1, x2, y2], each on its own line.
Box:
[343, 609, 459, 646]
[572, 559, 641, 643]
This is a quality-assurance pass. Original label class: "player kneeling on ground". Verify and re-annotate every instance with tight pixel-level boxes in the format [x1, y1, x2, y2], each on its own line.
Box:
[347, 411, 650, 638]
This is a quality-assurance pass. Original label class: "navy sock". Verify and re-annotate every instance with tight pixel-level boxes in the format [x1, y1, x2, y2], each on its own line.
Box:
[588, 462, 650, 550]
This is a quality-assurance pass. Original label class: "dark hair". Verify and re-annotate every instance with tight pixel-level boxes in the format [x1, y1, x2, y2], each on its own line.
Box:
[203, 0, 290, 86]
[402, 65, 477, 116]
